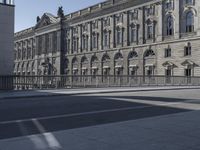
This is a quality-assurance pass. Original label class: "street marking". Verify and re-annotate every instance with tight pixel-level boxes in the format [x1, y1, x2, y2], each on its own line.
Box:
[106, 97, 200, 111]
[32, 119, 62, 150]
[0, 105, 151, 124]
[17, 120, 48, 149]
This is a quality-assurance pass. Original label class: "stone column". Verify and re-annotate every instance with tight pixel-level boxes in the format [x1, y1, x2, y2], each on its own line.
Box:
[110, 15, 115, 49]
[88, 22, 92, 51]
[174, 0, 180, 39]
[42, 35, 45, 54]
[70, 27, 73, 54]
[78, 25, 82, 53]
[99, 19, 103, 50]
[138, 6, 145, 44]
[123, 11, 128, 47]
[157, 3, 163, 42]
[35, 36, 39, 55]
[57, 31, 61, 53]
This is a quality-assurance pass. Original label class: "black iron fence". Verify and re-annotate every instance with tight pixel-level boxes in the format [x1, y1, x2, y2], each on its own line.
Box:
[0, 75, 200, 90]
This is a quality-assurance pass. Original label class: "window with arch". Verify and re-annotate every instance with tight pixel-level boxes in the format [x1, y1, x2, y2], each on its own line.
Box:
[128, 51, 138, 59]
[114, 52, 123, 60]
[186, 11, 194, 33]
[184, 42, 192, 56]
[167, 16, 174, 36]
[144, 49, 155, 57]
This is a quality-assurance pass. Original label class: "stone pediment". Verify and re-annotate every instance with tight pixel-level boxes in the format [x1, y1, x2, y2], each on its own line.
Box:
[181, 60, 198, 68]
[35, 13, 59, 29]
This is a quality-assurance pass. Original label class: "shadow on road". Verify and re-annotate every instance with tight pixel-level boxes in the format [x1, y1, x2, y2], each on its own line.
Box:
[0, 95, 192, 140]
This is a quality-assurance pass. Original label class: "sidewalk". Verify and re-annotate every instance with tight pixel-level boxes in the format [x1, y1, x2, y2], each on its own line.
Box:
[0, 86, 200, 99]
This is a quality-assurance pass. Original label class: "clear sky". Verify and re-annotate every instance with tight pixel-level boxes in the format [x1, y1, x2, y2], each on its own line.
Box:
[15, 0, 105, 32]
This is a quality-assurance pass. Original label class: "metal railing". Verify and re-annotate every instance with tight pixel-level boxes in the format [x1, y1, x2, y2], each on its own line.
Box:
[1, 75, 200, 90]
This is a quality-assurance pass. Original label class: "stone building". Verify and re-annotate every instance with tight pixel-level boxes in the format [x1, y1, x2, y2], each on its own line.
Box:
[14, 0, 200, 78]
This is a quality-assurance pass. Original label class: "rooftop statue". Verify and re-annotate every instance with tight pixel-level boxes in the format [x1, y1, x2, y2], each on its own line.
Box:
[57, 6, 64, 18]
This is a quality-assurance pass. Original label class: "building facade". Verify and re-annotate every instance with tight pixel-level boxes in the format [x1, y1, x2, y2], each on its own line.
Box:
[0, 0, 14, 75]
[14, 0, 200, 78]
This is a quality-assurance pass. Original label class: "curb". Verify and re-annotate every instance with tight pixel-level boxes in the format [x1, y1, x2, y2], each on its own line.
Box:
[1, 86, 200, 100]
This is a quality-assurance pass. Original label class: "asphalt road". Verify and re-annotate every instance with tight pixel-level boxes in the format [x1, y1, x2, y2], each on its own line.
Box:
[1, 89, 198, 141]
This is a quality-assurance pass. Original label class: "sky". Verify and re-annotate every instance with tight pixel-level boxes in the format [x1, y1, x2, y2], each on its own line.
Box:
[15, 0, 105, 32]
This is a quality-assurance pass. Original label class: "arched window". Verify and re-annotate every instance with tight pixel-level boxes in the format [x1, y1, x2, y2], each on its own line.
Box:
[167, 16, 174, 36]
[186, 11, 194, 33]
[144, 49, 155, 57]
[114, 52, 123, 60]
[102, 54, 110, 62]
[128, 51, 138, 59]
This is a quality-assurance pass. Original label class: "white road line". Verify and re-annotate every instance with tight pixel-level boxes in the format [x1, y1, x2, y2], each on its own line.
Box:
[0, 105, 151, 124]
[32, 119, 62, 150]
[106, 97, 200, 111]
[17, 120, 48, 149]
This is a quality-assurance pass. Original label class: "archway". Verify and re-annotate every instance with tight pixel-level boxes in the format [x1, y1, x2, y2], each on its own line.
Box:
[143, 49, 156, 76]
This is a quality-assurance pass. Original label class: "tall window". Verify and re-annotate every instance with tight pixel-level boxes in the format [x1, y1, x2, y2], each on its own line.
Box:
[165, 47, 171, 58]
[167, 16, 174, 36]
[18, 49, 21, 59]
[72, 37, 78, 53]
[185, 68, 192, 77]
[104, 31, 109, 47]
[92, 34, 98, 49]
[184, 42, 192, 56]
[130, 25, 137, 43]
[52, 32, 57, 53]
[116, 27, 122, 45]
[82, 35, 88, 50]
[147, 23, 153, 39]
[186, 12, 194, 33]
[45, 34, 50, 53]
[67, 39, 70, 53]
